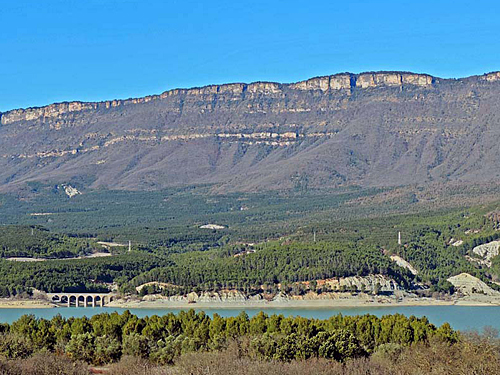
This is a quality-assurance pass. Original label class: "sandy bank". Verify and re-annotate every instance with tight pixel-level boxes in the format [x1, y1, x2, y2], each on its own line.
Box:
[0, 299, 56, 309]
[107, 297, 500, 310]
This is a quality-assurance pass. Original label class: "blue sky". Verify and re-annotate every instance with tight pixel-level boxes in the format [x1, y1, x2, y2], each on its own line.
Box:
[1, 0, 499, 111]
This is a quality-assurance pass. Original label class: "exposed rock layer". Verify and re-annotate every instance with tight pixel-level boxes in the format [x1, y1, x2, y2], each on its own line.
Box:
[447, 273, 500, 296]
[1, 71, 500, 192]
[472, 241, 500, 267]
[0, 72, 435, 125]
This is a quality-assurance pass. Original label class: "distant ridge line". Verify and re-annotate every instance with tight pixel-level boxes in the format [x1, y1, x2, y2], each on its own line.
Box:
[2, 70, 500, 125]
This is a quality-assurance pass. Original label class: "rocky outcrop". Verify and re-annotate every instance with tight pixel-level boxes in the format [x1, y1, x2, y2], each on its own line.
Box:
[1, 102, 98, 125]
[318, 275, 401, 292]
[288, 72, 432, 91]
[60, 184, 81, 198]
[483, 72, 500, 82]
[139, 275, 403, 304]
[472, 241, 500, 267]
[355, 72, 433, 88]
[10, 131, 336, 160]
[447, 273, 500, 296]
[144, 290, 261, 303]
[448, 238, 464, 247]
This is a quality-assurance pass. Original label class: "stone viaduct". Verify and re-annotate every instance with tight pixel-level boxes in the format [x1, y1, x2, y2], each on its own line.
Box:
[46, 293, 117, 307]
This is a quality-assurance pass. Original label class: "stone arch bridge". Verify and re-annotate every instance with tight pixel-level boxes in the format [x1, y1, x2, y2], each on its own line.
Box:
[46, 293, 117, 307]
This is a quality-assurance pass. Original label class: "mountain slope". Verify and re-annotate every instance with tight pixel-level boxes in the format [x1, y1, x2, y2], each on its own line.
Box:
[2, 71, 500, 192]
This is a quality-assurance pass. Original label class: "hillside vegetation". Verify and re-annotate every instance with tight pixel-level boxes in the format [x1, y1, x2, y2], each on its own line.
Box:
[0, 226, 99, 259]
[1, 201, 500, 297]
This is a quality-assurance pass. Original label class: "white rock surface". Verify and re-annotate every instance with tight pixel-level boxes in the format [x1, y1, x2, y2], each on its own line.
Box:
[472, 241, 500, 267]
[200, 224, 225, 230]
[61, 184, 81, 198]
[390, 255, 418, 275]
[447, 273, 500, 296]
[324, 275, 402, 292]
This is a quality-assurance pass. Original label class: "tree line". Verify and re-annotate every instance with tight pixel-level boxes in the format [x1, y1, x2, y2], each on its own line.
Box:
[0, 310, 458, 366]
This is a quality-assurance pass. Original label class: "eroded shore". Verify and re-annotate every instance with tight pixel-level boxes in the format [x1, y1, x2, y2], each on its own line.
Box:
[0, 299, 55, 309]
[2, 294, 499, 310]
[106, 294, 500, 310]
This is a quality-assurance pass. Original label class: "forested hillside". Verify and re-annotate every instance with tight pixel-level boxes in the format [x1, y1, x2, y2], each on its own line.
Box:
[0, 226, 99, 259]
[1, 202, 500, 297]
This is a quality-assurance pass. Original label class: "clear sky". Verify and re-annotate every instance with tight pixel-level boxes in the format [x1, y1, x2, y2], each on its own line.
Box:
[1, 0, 499, 112]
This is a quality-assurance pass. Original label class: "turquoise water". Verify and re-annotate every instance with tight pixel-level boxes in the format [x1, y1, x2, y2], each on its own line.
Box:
[0, 305, 498, 332]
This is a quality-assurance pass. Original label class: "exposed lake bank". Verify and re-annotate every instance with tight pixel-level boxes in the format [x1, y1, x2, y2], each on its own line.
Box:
[107, 295, 500, 309]
[0, 299, 55, 309]
[2, 292, 500, 310]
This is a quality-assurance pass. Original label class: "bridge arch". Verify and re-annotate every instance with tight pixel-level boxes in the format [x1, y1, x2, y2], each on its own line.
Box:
[86, 296, 93, 307]
[77, 295, 85, 307]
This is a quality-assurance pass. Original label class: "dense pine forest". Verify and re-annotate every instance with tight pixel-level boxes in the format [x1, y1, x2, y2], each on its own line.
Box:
[1, 184, 499, 375]
[0, 226, 101, 259]
[1, 193, 500, 297]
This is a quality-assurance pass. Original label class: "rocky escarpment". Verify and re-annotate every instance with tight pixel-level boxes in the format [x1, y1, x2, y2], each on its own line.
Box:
[1, 70, 500, 193]
[135, 275, 404, 304]
[0, 72, 435, 125]
[10, 69, 500, 127]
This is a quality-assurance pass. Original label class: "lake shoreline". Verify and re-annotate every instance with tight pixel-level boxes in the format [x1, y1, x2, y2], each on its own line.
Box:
[0, 299, 56, 309]
[106, 296, 500, 310]
[2, 295, 499, 310]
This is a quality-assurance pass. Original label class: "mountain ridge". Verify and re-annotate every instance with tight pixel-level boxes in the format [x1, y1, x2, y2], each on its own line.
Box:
[2, 70, 500, 193]
[2, 70, 500, 125]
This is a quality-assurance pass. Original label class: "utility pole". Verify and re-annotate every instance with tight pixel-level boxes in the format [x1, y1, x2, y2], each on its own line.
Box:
[313, 230, 316, 243]
[398, 231, 401, 246]
[128, 240, 131, 252]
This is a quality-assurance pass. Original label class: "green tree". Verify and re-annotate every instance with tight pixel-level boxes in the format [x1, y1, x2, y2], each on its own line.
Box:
[318, 329, 364, 361]
[94, 335, 122, 365]
[65, 333, 95, 362]
[122, 333, 150, 358]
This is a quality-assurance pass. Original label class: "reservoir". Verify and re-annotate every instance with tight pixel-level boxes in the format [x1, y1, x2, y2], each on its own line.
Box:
[0, 305, 498, 332]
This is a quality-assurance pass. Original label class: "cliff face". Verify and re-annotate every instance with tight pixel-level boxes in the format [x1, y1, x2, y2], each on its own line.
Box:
[0, 72, 433, 125]
[1, 71, 500, 193]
